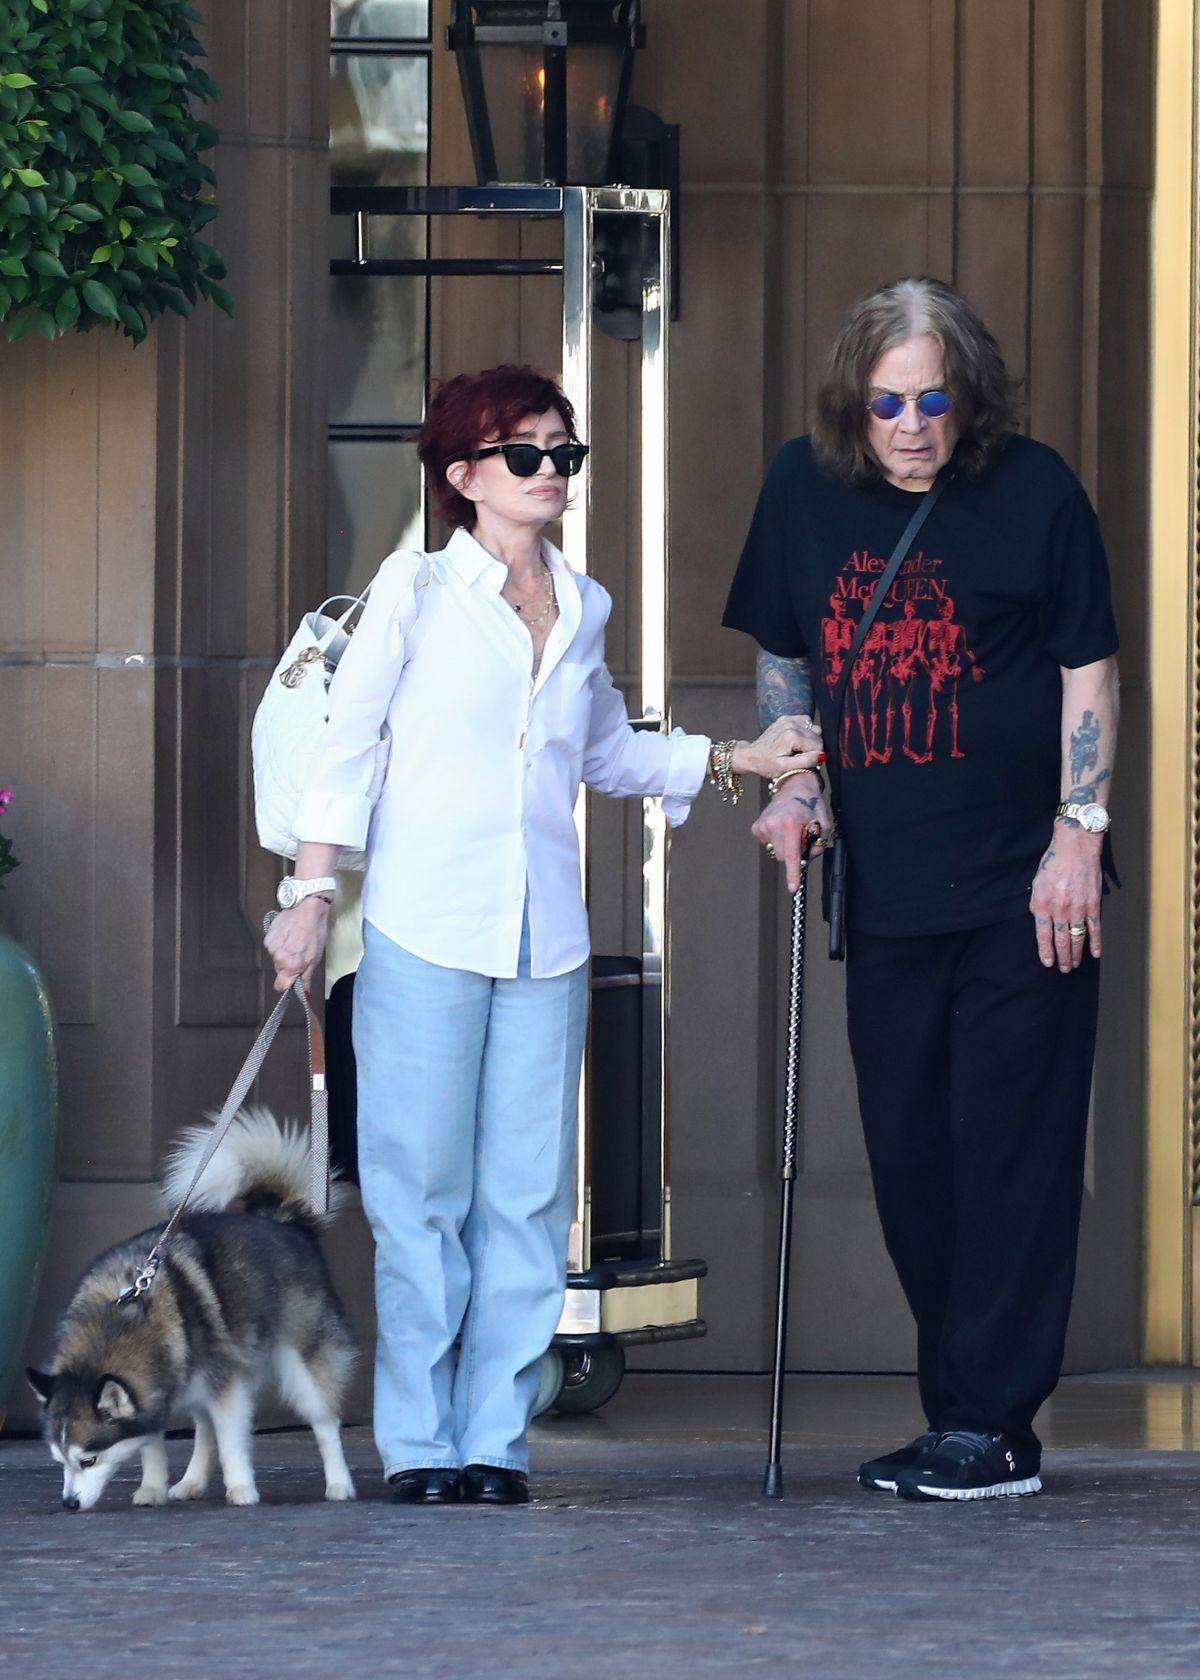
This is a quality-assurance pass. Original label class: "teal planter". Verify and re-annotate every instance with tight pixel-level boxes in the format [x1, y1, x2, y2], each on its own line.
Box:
[0, 932, 57, 1429]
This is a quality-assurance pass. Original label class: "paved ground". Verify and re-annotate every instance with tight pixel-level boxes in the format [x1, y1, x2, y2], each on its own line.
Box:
[5, 1374, 1200, 1679]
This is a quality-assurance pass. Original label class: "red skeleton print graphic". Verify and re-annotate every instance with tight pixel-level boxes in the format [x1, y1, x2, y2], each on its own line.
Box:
[822, 549, 984, 767]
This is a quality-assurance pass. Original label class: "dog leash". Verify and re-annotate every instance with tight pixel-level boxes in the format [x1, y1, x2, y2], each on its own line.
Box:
[115, 970, 329, 1304]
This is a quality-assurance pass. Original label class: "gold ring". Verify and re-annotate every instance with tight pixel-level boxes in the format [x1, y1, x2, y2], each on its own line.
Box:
[1069, 924, 1086, 937]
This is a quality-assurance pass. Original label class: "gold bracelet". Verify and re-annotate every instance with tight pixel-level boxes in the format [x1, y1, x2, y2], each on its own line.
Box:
[707, 739, 744, 805]
[769, 766, 823, 800]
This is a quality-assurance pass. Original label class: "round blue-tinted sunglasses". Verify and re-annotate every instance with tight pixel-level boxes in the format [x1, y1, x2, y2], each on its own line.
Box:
[867, 389, 953, 421]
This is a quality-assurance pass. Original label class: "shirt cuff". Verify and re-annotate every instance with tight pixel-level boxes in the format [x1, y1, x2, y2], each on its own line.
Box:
[662, 730, 712, 828]
[291, 790, 374, 851]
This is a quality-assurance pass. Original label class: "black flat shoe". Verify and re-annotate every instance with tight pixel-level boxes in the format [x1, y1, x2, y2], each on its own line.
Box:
[389, 1468, 461, 1505]
[461, 1464, 529, 1505]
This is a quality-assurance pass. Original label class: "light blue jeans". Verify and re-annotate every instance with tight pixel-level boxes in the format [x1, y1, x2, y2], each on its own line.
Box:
[352, 905, 588, 1476]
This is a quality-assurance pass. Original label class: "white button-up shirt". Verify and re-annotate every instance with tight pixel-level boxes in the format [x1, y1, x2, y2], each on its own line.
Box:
[293, 528, 711, 978]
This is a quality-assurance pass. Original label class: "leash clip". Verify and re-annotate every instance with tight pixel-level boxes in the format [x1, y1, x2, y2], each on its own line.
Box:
[115, 1247, 163, 1305]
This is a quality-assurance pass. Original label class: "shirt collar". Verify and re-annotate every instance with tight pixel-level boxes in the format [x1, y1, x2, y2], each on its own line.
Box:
[442, 526, 503, 586]
[441, 525, 577, 591]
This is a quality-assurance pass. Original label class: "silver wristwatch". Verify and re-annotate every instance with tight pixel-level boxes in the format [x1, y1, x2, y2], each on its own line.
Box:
[1055, 801, 1111, 835]
[276, 874, 337, 910]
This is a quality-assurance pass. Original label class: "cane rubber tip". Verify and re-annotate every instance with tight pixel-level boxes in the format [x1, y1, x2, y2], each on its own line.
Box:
[762, 1464, 783, 1500]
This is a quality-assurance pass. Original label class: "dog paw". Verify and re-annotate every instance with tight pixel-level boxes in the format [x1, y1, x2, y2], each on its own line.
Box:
[168, 1479, 208, 1502]
[224, 1484, 260, 1507]
[132, 1485, 169, 1508]
[324, 1479, 356, 1502]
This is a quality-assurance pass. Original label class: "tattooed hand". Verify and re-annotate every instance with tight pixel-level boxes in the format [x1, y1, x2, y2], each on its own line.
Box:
[1030, 828, 1103, 971]
[752, 771, 834, 893]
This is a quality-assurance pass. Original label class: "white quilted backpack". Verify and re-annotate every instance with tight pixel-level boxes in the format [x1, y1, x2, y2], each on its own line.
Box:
[252, 554, 431, 871]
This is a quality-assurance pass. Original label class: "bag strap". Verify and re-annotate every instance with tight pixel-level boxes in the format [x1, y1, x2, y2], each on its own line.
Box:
[313, 593, 364, 619]
[114, 975, 328, 1305]
[826, 472, 951, 800]
[311, 589, 371, 656]
[312, 554, 433, 659]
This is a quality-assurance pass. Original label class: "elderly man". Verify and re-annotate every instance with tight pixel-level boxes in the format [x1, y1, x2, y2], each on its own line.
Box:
[723, 277, 1119, 1502]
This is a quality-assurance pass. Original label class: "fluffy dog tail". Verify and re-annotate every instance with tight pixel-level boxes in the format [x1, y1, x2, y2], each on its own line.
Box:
[159, 1106, 350, 1225]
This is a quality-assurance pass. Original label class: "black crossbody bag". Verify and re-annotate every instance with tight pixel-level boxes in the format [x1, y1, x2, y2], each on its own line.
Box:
[824, 473, 951, 960]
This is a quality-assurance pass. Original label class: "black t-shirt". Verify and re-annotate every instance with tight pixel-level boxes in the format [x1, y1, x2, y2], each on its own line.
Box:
[722, 435, 1119, 936]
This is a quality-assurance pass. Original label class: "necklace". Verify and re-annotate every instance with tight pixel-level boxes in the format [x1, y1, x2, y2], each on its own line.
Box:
[507, 560, 556, 629]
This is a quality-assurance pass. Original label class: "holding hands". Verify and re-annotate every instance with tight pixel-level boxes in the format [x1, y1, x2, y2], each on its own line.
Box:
[731, 714, 826, 783]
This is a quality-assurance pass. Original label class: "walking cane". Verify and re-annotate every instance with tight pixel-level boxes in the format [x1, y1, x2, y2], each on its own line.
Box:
[762, 823, 821, 1500]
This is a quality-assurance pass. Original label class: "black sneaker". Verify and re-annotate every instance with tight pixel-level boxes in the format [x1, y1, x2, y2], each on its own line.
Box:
[894, 1430, 1042, 1501]
[857, 1431, 942, 1492]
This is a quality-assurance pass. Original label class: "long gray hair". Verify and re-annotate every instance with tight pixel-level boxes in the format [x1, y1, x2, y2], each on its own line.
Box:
[813, 277, 1020, 484]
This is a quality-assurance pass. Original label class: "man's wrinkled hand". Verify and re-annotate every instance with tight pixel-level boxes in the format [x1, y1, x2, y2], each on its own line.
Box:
[752, 772, 832, 893]
[1030, 827, 1102, 972]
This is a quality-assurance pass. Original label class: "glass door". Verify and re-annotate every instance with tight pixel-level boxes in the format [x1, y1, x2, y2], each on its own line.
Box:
[329, 1, 432, 597]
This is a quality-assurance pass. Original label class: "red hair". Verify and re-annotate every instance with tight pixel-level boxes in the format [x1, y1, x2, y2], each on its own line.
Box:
[419, 364, 579, 530]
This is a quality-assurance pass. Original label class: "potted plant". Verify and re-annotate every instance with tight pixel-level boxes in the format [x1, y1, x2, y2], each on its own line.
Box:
[0, 790, 58, 1430]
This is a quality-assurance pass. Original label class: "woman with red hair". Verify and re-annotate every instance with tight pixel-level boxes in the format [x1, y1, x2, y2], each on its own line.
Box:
[267, 365, 821, 1505]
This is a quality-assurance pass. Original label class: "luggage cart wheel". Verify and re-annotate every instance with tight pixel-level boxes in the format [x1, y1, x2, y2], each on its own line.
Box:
[553, 1343, 626, 1415]
[532, 1347, 566, 1417]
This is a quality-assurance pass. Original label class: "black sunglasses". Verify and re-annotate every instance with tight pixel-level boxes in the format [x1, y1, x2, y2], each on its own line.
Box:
[455, 442, 590, 478]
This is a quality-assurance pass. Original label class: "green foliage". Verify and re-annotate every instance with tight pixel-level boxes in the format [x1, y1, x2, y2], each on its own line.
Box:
[0, 0, 230, 344]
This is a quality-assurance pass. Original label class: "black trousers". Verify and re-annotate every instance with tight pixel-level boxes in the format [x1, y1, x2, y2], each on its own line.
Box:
[845, 914, 1100, 1451]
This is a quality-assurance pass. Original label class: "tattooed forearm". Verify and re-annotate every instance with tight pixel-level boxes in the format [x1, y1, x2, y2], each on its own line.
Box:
[756, 650, 814, 729]
[1066, 768, 1111, 804]
[1059, 659, 1119, 819]
[1068, 709, 1100, 784]
[1065, 707, 1113, 802]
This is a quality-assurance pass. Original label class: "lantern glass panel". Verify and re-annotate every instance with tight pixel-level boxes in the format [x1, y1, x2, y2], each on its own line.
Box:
[477, 46, 544, 182]
[474, 41, 625, 183]
[565, 42, 626, 183]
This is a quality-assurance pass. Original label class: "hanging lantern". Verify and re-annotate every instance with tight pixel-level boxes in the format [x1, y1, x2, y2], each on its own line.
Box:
[447, 1, 645, 186]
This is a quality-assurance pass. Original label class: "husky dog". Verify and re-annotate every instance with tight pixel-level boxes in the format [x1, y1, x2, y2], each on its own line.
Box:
[27, 1108, 357, 1511]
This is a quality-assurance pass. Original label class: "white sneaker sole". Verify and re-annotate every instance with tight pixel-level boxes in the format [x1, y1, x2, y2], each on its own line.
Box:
[903, 1474, 1042, 1501]
[863, 1477, 898, 1491]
